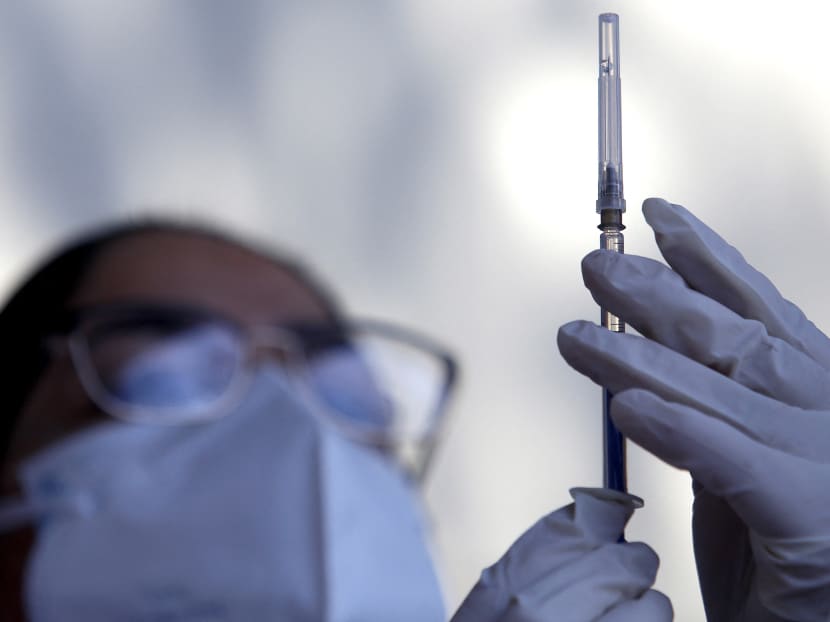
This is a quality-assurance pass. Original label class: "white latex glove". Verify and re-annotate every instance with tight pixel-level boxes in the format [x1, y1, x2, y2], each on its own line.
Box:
[451, 488, 673, 622]
[558, 198, 830, 621]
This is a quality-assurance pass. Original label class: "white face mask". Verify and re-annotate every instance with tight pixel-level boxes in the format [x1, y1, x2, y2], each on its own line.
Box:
[1, 366, 445, 622]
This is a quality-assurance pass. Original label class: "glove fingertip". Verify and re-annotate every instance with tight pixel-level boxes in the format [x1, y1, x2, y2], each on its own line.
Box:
[642, 196, 696, 233]
[624, 541, 661, 578]
[641, 197, 674, 222]
[608, 388, 659, 424]
[608, 389, 704, 466]
[556, 320, 596, 356]
[580, 249, 608, 291]
[642, 196, 671, 211]
[582, 248, 605, 266]
[607, 388, 689, 464]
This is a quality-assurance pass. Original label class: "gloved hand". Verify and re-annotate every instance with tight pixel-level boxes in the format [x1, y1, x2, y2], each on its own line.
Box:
[558, 198, 830, 621]
[451, 487, 673, 622]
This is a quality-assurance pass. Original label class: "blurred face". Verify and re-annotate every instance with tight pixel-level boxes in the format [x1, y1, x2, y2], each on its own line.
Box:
[3, 230, 335, 489]
[0, 230, 447, 622]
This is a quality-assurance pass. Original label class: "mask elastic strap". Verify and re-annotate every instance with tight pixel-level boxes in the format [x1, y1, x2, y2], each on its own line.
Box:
[0, 498, 40, 531]
[0, 493, 92, 532]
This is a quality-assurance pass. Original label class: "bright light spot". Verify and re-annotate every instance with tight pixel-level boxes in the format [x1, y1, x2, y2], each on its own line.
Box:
[479, 57, 594, 250]
[477, 53, 665, 253]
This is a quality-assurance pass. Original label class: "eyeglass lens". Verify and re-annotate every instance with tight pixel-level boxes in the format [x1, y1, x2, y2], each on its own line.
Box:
[85, 315, 243, 412]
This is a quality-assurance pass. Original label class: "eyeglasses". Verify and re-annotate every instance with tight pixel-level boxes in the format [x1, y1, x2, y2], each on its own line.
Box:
[48, 304, 458, 480]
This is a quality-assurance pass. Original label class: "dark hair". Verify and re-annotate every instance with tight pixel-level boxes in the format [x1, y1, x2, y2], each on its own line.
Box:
[0, 218, 342, 466]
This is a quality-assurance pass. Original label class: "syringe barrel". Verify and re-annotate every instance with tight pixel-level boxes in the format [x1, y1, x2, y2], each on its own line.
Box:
[600, 223, 626, 492]
[597, 13, 625, 213]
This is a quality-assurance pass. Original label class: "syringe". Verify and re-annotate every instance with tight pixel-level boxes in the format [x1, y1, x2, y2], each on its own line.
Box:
[597, 13, 627, 493]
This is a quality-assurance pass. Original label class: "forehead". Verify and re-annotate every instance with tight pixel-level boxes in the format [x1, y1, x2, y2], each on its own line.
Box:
[68, 231, 334, 325]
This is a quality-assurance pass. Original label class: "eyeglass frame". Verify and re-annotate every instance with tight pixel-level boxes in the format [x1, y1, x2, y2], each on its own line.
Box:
[42, 302, 459, 481]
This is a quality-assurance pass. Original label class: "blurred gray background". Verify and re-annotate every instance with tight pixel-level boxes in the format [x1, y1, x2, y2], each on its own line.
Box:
[2, 1, 828, 619]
